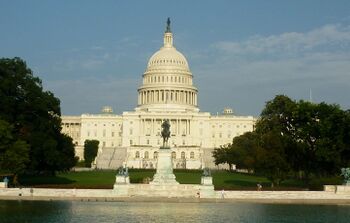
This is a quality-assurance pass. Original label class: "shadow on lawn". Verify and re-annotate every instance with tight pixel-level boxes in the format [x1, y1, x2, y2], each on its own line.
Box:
[19, 175, 75, 187]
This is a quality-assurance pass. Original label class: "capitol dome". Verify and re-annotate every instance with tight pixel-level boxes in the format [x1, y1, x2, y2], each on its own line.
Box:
[137, 18, 198, 112]
[146, 45, 190, 72]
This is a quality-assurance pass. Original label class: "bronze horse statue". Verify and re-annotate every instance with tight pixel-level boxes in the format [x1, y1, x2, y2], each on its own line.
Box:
[161, 120, 171, 148]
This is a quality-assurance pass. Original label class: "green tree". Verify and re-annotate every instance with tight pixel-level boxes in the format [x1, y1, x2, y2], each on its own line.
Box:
[0, 119, 29, 175]
[230, 132, 259, 171]
[257, 95, 350, 182]
[255, 130, 291, 186]
[0, 57, 77, 174]
[84, 140, 99, 167]
[212, 144, 236, 170]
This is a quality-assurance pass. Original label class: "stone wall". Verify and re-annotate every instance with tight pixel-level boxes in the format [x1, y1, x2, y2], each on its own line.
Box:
[1, 187, 350, 201]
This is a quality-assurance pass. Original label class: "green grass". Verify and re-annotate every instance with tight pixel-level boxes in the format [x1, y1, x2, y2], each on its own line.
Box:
[20, 170, 116, 189]
[212, 171, 270, 190]
[17, 169, 341, 191]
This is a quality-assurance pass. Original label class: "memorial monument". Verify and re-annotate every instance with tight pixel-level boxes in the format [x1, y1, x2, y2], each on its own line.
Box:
[150, 120, 179, 185]
[113, 120, 215, 198]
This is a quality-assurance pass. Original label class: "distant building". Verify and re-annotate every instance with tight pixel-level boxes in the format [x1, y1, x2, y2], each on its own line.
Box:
[62, 19, 255, 169]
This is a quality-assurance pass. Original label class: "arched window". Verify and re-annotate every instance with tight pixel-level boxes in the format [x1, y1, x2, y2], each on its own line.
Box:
[190, 152, 194, 159]
[153, 151, 158, 159]
[171, 151, 176, 159]
[181, 151, 185, 159]
[135, 151, 140, 158]
[144, 151, 149, 159]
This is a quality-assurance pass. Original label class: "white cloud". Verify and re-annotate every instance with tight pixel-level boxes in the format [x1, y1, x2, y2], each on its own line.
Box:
[213, 24, 350, 56]
[193, 24, 350, 115]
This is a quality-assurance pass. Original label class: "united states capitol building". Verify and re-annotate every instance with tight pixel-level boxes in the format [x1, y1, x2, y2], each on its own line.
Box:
[61, 19, 255, 170]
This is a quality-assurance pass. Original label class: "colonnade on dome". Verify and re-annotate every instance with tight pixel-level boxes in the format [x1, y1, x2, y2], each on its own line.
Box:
[138, 89, 197, 106]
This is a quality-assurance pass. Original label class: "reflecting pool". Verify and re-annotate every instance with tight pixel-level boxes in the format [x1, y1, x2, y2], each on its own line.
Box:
[0, 200, 350, 223]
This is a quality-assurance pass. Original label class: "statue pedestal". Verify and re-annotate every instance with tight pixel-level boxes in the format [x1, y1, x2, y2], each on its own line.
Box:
[150, 148, 179, 185]
[201, 176, 213, 185]
[113, 175, 130, 196]
[114, 175, 130, 185]
[199, 176, 215, 198]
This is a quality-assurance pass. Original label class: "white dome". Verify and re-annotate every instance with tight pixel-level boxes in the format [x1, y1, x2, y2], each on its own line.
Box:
[147, 47, 189, 72]
[136, 19, 199, 113]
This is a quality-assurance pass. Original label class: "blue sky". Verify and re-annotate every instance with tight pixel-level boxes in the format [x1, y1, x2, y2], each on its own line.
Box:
[1, 0, 350, 116]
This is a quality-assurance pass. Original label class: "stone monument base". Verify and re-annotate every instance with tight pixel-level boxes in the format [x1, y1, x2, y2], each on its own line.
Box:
[201, 176, 213, 185]
[114, 175, 130, 185]
[113, 175, 130, 196]
[150, 148, 179, 185]
[113, 183, 215, 198]
[200, 176, 215, 198]
[324, 185, 350, 194]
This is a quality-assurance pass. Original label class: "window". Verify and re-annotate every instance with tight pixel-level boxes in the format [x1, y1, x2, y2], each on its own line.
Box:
[103, 129, 106, 137]
[147, 139, 150, 145]
[112, 132, 114, 137]
[190, 152, 194, 159]
[130, 128, 133, 135]
[130, 140, 133, 145]
[172, 151, 176, 159]
[103, 141, 106, 147]
[181, 152, 185, 159]
[144, 151, 149, 159]
[135, 151, 140, 158]
[153, 151, 158, 159]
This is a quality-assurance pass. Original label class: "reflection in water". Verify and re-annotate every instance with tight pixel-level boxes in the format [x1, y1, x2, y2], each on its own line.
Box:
[0, 200, 73, 223]
[1, 200, 350, 223]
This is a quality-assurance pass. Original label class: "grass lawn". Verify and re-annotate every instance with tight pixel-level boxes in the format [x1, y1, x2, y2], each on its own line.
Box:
[17, 169, 341, 191]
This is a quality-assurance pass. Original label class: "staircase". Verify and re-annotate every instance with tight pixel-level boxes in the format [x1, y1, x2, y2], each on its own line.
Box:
[95, 147, 127, 169]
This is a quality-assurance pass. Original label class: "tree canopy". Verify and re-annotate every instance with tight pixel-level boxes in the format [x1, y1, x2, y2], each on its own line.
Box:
[213, 95, 350, 186]
[0, 57, 77, 175]
[84, 140, 99, 168]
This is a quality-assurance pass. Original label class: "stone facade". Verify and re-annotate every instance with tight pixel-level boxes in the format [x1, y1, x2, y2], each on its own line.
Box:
[62, 20, 256, 169]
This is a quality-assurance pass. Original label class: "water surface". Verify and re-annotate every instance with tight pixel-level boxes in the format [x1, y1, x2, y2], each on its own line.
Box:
[0, 200, 349, 223]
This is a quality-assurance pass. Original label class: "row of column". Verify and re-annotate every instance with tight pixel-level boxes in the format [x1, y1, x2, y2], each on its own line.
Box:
[140, 118, 191, 136]
[138, 90, 197, 106]
[144, 75, 191, 85]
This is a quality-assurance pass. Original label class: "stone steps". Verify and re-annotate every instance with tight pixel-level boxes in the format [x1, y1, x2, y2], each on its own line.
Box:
[95, 147, 127, 169]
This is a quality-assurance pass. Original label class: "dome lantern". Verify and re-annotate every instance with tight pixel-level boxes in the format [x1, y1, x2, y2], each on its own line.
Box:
[164, 17, 173, 48]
